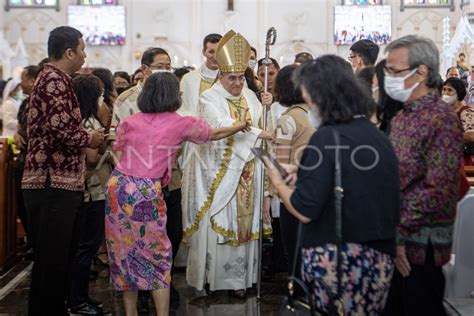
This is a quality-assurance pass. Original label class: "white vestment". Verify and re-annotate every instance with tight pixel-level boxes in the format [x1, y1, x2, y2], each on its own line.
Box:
[178, 63, 218, 117]
[174, 63, 218, 267]
[182, 82, 270, 291]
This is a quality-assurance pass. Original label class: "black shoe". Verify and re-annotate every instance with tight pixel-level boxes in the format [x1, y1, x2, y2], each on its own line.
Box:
[87, 298, 103, 308]
[69, 302, 111, 315]
[137, 291, 150, 314]
[204, 284, 216, 296]
[170, 284, 180, 303]
[228, 289, 246, 299]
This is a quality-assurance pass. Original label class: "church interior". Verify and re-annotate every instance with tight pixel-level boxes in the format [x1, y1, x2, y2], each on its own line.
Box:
[1, 0, 474, 315]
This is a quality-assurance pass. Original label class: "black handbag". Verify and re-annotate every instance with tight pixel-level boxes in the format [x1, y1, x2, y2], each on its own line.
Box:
[280, 129, 345, 316]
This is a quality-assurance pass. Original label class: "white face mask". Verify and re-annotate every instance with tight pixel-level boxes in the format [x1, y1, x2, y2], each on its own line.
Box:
[13, 90, 24, 102]
[98, 95, 104, 106]
[442, 94, 457, 105]
[151, 69, 172, 74]
[248, 59, 257, 70]
[384, 68, 419, 103]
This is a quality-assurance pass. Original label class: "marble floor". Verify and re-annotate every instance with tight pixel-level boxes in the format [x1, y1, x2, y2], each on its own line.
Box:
[0, 258, 473, 316]
[0, 258, 288, 316]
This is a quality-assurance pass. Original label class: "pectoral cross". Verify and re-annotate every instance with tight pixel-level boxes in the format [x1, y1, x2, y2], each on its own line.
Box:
[227, 0, 234, 11]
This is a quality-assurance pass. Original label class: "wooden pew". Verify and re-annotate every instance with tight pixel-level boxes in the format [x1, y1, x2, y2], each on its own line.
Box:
[0, 137, 18, 273]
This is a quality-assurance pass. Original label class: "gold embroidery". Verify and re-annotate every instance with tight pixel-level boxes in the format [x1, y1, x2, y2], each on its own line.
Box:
[210, 221, 272, 246]
[227, 97, 256, 244]
[183, 96, 273, 245]
[199, 79, 213, 95]
[182, 136, 235, 238]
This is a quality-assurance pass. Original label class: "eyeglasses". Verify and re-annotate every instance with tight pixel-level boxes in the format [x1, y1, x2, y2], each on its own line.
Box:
[149, 65, 172, 71]
[383, 67, 414, 76]
[347, 54, 359, 61]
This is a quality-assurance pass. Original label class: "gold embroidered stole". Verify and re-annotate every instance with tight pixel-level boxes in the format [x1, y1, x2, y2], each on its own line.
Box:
[199, 79, 213, 95]
[226, 96, 255, 244]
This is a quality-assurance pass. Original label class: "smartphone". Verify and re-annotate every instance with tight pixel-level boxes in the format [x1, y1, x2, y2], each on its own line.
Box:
[251, 147, 289, 179]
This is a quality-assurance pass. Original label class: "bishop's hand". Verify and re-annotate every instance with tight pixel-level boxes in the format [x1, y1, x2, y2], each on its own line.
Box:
[238, 108, 251, 132]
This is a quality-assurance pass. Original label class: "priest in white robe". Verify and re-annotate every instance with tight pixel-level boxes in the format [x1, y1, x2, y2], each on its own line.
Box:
[174, 34, 222, 268]
[182, 30, 273, 298]
[179, 33, 222, 117]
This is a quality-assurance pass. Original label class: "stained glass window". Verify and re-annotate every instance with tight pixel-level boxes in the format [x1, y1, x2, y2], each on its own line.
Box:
[77, 0, 117, 5]
[6, 0, 59, 8]
[400, 0, 454, 10]
[344, 0, 381, 4]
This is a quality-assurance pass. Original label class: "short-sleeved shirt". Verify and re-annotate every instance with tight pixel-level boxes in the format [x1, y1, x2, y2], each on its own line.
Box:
[275, 104, 315, 166]
[114, 112, 211, 185]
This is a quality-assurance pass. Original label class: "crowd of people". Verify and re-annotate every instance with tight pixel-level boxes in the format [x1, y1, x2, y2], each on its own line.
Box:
[0, 25, 471, 316]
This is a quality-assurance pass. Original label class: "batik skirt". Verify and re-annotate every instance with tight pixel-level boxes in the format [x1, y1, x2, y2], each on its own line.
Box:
[301, 243, 394, 316]
[105, 170, 172, 291]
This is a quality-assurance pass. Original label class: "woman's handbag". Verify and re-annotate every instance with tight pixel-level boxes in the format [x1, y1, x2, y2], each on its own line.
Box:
[280, 129, 345, 316]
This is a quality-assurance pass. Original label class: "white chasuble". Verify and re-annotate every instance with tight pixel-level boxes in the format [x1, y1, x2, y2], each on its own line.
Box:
[182, 83, 271, 291]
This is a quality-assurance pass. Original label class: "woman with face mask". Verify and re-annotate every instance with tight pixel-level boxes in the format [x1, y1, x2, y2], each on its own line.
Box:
[1, 78, 23, 137]
[264, 55, 400, 315]
[442, 77, 474, 165]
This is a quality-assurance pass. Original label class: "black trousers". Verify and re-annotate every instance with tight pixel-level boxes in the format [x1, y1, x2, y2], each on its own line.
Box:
[14, 160, 28, 236]
[271, 217, 288, 273]
[69, 200, 105, 307]
[165, 188, 183, 269]
[24, 184, 83, 316]
[280, 203, 302, 277]
[382, 243, 447, 316]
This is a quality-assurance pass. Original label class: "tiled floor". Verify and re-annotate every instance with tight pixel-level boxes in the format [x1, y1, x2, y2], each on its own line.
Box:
[0, 259, 472, 315]
[0, 260, 288, 316]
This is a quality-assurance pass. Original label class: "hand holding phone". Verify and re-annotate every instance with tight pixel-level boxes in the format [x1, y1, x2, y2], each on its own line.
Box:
[251, 147, 289, 179]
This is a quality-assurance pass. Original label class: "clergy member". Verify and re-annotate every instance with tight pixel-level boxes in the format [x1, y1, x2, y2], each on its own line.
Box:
[182, 30, 273, 299]
[179, 33, 222, 116]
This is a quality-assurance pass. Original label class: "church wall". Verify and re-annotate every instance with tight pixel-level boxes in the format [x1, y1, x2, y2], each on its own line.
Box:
[0, 0, 468, 78]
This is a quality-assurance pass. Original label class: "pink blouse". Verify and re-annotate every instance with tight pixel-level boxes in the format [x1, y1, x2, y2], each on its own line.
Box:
[114, 112, 211, 184]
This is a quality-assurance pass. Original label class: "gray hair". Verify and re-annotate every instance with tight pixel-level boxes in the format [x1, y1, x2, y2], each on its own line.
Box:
[385, 35, 439, 88]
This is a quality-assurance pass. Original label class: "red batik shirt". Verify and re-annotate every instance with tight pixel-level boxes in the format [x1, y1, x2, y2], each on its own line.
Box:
[22, 64, 91, 191]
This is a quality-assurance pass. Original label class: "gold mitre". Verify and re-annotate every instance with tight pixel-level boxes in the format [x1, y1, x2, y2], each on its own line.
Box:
[216, 30, 251, 73]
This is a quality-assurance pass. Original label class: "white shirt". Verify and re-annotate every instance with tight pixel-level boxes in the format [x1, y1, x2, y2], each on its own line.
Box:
[2, 97, 21, 137]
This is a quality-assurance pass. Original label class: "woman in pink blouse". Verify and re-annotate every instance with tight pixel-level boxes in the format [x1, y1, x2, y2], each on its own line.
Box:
[105, 72, 249, 316]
